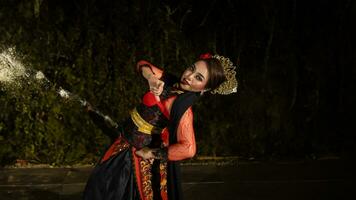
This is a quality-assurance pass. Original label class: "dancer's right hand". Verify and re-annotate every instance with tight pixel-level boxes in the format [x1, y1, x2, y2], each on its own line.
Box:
[148, 75, 164, 96]
[84, 102, 94, 112]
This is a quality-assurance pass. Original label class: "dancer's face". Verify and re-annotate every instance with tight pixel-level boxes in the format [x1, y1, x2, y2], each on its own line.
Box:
[179, 61, 209, 92]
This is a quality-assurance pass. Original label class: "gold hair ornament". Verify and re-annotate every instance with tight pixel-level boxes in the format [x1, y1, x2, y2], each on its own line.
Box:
[210, 55, 238, 95]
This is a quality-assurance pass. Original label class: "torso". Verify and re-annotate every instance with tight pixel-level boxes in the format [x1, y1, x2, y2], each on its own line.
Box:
[122, 83, 182, 149]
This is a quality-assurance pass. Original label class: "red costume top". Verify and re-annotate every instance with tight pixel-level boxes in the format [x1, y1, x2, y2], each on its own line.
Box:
[137, 60, 196, 161]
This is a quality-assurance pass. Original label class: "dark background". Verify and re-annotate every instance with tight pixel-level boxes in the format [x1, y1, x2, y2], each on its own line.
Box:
[0, 0, 355, 166]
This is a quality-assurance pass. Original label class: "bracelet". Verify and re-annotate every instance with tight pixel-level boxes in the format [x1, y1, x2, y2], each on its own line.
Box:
[153, 147, 168, 162]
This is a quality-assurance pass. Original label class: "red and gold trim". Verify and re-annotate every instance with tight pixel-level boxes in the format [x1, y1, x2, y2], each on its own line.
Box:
[132, 147, 168, 200]
[132, 148, 153, 200]
[100, 136, 129, 163]
[160, 161, 168, 200]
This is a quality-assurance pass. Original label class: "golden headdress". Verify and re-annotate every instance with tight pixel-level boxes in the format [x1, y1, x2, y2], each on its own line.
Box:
[200, 53, 238, 95]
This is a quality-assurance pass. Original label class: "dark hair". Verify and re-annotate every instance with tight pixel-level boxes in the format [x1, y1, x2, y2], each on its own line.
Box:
[199, 58, 226, 90]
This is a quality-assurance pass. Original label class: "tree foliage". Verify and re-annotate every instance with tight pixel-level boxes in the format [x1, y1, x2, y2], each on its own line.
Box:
[0, 0, 354, 165]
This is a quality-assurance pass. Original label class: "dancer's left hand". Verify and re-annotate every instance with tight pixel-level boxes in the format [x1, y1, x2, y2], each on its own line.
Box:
[148, 76, 164, 96]
[135, 147, 159, 160]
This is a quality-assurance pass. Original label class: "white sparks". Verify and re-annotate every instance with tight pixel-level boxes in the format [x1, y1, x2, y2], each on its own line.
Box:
[35, 71, 45, 80]
[0, 48, 26, 84]
[58, 88, 70, 99]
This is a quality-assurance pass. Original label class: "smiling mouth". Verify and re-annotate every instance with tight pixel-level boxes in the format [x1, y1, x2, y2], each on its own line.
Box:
[181, 79, 189, 86]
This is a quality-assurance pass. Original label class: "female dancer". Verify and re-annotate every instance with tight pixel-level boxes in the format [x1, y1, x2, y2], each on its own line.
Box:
[83, 53, 238, 200]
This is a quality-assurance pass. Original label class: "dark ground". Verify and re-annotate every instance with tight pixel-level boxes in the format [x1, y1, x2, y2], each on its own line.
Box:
[0, 158, 355, 200]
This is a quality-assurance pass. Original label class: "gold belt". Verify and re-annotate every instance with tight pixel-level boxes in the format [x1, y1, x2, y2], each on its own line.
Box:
[130, 108, 155, 135]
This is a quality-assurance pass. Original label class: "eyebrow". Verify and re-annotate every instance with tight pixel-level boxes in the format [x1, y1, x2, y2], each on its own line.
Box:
[196, 72, 205, 80]
[192, 64, 206, 80]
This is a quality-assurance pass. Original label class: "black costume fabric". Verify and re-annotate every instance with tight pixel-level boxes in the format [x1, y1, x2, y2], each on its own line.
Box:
[167, 92, 199, 200]
[83, 145, 140, 200]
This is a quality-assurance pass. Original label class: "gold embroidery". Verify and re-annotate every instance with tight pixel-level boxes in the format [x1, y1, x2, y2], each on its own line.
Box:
[140, 159, 154, 200]
[111, 140, 129, 157]
[137, 159, 168, 199]
[172, 83, 185, 94]
[160, 162, 168, 193]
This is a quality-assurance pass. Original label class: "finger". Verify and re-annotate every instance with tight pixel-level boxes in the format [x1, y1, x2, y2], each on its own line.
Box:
[150, 85, 159, 90]
[157, 83, 164, 93]
[147, 153, 155, 160]
[152, 87, 160, 92]
[157, 81, 164, 88]
[155, 89, 163, 96]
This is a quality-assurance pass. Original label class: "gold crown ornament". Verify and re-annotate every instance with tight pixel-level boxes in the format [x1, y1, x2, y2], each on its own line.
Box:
[200, 53, 238, 95]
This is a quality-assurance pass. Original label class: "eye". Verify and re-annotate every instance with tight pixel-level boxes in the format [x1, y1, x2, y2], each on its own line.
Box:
[195, 75, 202, 81]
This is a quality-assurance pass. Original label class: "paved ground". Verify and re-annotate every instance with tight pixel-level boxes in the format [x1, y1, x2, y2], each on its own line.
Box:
[0, 158, 355, 200]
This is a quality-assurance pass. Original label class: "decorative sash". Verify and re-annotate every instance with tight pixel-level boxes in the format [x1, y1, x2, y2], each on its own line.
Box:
[130, 107, 162, 135]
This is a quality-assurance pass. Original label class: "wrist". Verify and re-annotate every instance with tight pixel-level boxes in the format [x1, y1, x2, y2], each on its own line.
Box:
[153, 147, 168, 162]
[146, 73, 153, 80]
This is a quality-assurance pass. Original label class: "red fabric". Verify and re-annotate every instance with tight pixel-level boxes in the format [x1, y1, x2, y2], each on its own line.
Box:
[167, 107, 196, 160]
[142, 84, 197, 161]
[199, 53, 212, 59]
[162, 97, 196, 161]
[132, 147, 145, 200]
[100, 136, 128, 163]
[142, 92, 158, 106]
[142, 91, 170, 119]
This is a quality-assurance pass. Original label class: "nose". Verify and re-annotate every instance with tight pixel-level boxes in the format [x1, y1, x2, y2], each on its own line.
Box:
[186, 71, 194, 80]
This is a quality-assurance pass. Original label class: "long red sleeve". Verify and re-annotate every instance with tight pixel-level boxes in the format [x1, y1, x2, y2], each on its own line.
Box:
[167, 107, 196, 161]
